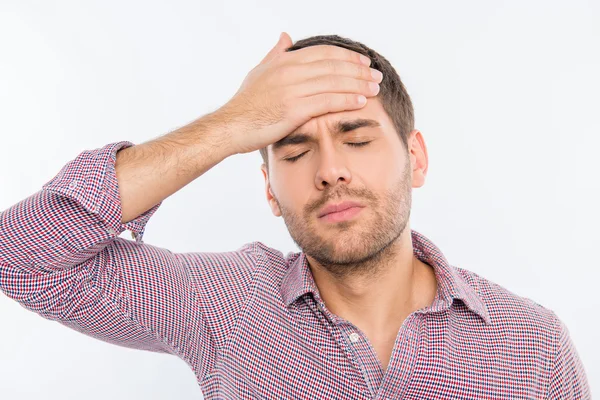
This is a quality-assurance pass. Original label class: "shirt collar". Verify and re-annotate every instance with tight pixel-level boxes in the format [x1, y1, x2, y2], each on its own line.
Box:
[280, 229, 491, 326]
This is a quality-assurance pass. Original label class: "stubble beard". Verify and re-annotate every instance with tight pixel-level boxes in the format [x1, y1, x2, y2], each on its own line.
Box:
[275, 165, 412, 280]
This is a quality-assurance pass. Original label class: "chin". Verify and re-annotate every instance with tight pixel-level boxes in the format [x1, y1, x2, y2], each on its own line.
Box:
[314, 231, 384, 264]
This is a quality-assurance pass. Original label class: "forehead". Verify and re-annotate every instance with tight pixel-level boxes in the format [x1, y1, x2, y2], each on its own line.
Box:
[293, 96, 390, 135]
[264, 97, 398, 166]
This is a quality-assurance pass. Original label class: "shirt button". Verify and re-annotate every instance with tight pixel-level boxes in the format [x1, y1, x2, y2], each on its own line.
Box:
[349, 332, 360, 343]
[68, 180, 79, 190]
[107, 228, 116, 236]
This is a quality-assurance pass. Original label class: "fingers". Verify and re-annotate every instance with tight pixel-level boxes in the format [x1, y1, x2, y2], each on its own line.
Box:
[288, 75, 380, 98]
[295, 93, 368, 118]
[282, 44, 371, 67]
[275, 59, 383, 86]
[259, 32, 293, 65]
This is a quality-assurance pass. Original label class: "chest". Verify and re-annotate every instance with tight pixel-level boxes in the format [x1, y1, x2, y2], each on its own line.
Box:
[370, 335, 397, 372]
[199, 299, 550, 399]
[353, 313, 412, 374]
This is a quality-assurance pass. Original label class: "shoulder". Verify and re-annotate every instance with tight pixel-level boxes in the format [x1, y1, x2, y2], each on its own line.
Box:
[454, 265, 557, 336]
[176, 240, 292, 289]
[454, 267, 591, 396]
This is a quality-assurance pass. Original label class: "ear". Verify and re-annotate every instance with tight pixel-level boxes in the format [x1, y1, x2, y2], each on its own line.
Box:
[407, 129, 428, 188]
[261, 164, 282, 217]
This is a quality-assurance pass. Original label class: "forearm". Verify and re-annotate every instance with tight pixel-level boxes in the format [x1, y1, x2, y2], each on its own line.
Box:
[115, 37, 379, 225]
[115, 111, 235, 224]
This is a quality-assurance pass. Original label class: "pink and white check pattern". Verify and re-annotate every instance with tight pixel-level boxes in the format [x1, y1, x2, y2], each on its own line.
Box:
[0, 141, 591, 399]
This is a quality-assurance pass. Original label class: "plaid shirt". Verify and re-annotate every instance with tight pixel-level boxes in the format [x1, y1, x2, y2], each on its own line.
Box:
[0, 141, 591, 399]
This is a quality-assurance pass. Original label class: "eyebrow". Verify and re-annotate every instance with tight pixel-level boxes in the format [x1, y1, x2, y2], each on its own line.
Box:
[271, 118, 381, 152]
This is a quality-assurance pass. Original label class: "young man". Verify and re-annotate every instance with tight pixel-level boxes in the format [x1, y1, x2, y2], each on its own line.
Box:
[0, 33, 590, 399]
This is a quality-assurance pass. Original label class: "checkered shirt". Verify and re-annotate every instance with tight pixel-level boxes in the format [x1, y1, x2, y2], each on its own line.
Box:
[0, 141, 591, 399]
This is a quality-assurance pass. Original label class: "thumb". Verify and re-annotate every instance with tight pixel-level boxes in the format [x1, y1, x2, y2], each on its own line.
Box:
[259, 32, 293, 65]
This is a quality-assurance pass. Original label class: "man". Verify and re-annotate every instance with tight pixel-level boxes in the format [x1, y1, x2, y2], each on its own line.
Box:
[0, 32, 590, 399]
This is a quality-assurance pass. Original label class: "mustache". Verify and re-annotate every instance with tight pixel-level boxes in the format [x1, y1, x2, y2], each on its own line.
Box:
[305, 186, 377, 215]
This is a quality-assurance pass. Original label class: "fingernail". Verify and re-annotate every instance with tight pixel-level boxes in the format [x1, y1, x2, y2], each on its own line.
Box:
[360, 55, 371, 66]
[369, 82, 380, 94]
[371, 69, 383, 82]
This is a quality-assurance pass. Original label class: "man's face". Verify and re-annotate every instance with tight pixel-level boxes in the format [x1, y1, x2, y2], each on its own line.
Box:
[262, 98, 422, 274]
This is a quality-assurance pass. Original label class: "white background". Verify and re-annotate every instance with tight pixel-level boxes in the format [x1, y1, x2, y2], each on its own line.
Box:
[1, 0, 598, 398]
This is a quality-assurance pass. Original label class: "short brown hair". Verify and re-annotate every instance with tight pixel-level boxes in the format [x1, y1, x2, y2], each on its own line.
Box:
[259, 34, 414, 166]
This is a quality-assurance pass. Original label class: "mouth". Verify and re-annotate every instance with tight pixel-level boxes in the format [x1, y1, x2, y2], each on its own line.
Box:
[318, 206, 364, 223]
[318, 201, 366, 223]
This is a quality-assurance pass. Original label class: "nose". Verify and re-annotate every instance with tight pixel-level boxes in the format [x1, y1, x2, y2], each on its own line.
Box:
[314, 145, 352, 190]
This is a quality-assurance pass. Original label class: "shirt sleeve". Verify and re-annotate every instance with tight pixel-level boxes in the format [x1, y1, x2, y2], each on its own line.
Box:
[0, 141, 213, 380]
[547, 312, 591, 399]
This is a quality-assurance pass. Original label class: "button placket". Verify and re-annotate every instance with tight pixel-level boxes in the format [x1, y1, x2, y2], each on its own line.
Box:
[349, 332, 360, 343]
[338, 324, 379, 396]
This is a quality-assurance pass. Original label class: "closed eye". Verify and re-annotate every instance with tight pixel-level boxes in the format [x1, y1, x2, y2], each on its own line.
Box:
[284, 151, 309, 163]
[283, 141, 372, 163]
[347, 141, 371, 148]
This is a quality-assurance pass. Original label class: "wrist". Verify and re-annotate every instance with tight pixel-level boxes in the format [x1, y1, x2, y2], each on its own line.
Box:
[192, 109, 241, 159]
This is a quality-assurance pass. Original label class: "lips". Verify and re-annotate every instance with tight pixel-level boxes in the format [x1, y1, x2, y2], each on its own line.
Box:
[317, 201, 365, 218]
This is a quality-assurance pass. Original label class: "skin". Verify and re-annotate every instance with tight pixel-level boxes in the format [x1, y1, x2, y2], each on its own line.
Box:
[261, 97, 438, 371]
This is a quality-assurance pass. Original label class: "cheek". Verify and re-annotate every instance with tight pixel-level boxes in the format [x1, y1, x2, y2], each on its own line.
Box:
[354, 150, 405, 190]
[272, 176, 311, 213]
[356, 147, 390, 172]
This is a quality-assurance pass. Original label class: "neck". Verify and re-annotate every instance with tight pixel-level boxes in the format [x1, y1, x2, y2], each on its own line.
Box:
[306, 227, 437, 331]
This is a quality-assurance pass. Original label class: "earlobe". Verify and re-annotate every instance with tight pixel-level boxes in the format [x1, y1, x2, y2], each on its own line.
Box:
[261, 164, 282, 217]
[268, 188, 282, 217]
